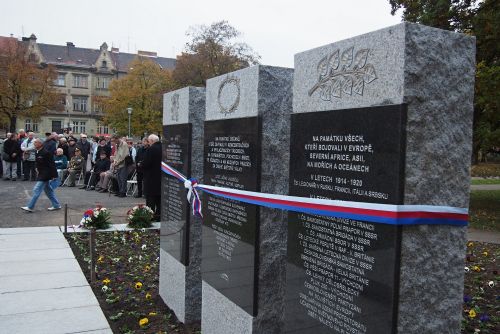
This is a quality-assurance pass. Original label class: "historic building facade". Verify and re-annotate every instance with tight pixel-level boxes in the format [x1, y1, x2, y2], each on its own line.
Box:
[16, 34, 175, 136]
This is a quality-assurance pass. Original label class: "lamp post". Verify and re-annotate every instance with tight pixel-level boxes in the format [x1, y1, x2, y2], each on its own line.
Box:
[127, 107, 133, 138]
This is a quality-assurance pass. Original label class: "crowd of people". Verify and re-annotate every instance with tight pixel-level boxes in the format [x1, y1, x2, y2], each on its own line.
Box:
[1, 130, 162, 220]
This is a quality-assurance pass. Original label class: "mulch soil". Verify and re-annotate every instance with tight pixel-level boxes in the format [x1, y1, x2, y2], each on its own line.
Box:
[65, 229, 200, 334]
[462, 242, 499, 333]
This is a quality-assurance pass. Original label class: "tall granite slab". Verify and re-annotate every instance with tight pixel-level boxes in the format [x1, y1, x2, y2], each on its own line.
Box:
[159, 86, 205, 324]
[201, 65, 293, 333]
[286, 23, 475, 333]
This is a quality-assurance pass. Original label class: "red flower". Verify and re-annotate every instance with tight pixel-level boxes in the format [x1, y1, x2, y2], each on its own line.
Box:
[84, 209, 93, 216]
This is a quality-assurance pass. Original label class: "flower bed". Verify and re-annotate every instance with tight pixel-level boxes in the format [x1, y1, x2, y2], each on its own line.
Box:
[65, 230, 200, 334]
[66, 230, 498, 333]
[462, 242, 499, 333]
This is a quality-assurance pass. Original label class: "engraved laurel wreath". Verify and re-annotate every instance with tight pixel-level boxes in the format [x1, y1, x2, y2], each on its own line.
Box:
[171, 93, 180, 122]
[309, 47, 377, 100]
[218, 76, 240, 115]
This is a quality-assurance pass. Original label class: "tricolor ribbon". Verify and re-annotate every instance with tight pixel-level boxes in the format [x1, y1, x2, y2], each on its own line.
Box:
[161, 161, 468, 226]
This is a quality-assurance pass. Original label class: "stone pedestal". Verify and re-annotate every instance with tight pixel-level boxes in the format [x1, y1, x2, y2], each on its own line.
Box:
[200, 65, 294, 334]
[159, 86, 205, 324]
[285, 22, 475, 333]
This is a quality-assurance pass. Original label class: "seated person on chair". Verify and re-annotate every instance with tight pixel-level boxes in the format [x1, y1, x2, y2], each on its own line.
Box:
[66, 148, 84, 187]
[54, 148, 68, 181]
[80, 152, 111, 190]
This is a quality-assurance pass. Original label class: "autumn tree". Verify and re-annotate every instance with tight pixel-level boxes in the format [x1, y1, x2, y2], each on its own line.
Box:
[172, 21, 260, 87]
[389, 0, 499, 162]
[0, 37, 59, 132]
[102, 57, 175, 136]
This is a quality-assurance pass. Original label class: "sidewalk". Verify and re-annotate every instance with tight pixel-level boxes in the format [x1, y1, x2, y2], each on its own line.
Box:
[467, 227, 500, 244]
[0, 226, 112, 334]
[470, 184, 500, 191]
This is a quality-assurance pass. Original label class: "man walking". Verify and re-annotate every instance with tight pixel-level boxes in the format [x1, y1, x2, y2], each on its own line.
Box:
[21, 138, 61, 212]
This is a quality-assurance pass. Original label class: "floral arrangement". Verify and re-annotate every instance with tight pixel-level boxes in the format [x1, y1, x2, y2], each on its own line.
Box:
[127, 204, 154, 229]
[80, 205, 111, 230]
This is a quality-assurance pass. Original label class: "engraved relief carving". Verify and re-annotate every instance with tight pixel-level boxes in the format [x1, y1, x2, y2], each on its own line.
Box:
[309, 47, 377, 100]
[217, 76, 240, 114]
[171, 93, 179, 122]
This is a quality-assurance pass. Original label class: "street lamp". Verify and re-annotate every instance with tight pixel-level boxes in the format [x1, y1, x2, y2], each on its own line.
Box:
[127, 107, 133, 138]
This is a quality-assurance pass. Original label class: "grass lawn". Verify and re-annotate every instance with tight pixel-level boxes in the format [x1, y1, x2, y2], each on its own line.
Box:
[469, 190, 500, 232]
[471, 179, 500, 185]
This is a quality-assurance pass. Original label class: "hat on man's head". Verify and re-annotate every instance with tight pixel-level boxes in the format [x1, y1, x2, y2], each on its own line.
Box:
[45, 132, 51, 136]
[68, 137, 76, 142]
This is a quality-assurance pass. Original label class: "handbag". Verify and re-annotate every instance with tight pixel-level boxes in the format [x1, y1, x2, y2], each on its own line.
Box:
[2, 152, 9, 161]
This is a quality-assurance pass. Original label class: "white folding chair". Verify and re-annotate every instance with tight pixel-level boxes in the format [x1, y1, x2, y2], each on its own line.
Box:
[126, 171, 137, 197]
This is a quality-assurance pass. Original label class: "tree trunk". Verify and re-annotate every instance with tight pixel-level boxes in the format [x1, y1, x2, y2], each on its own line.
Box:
[9, 115, 17, 133]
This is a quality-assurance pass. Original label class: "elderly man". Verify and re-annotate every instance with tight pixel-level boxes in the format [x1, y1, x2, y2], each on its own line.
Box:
[142, 134, 162, 220]
[21, 138, 60, 212]
[21, 132, 37, 181]
[110, 134, 129, 197]
[65, 148, 85, 187]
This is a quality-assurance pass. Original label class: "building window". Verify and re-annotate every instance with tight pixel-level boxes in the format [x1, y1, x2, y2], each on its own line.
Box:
[72, 96, 88, 112]
[97, 122, 109, 134]
[96, 76, 110, 89]
[72, 121, 86, 134]
[73, 74, 88, 88]
[101, 60, 107, 68]
[54, 73, 66, 86]
[52, 120, 62, 134]
[25, 119, 39, 132]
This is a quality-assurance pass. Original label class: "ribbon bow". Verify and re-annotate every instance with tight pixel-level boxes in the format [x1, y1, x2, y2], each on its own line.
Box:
[184, 178, 202, 217]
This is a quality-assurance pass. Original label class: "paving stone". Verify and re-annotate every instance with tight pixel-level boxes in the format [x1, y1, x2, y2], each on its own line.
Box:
[0, 226, 61, 235]
[0, 286, 97, 315]
[0, 258, 81, 277]
[0, 271, 88, 294]
[0, 305, 110, 334]
[0, 238, 69, 251]
[0, 247, 74, 263]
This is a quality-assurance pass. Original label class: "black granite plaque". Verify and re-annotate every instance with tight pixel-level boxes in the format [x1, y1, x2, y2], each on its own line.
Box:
[201, 117, 261, 316]
[285, 105, 407, 334]
[161, 124, 192, 265]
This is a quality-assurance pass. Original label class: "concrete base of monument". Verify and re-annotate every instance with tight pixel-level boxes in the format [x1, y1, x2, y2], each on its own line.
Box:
[159, 249, 187, 323]
[201, 281, 253, 334]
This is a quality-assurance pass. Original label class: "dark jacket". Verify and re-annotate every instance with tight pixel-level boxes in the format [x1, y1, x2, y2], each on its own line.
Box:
[3, 138, 21, 162]
[135, 146, 147, 172]
[76, 140, 91, 159]
[94, 157, 111, 174]
[35, 148, 58, 181]
[95, 145, 111, 158]
[54, 155, 68, 169]
[43, 138, 57, 155]
[58, 143, 69, 159]
[67, 144, 77, 159]
[142, 142, 162, 197]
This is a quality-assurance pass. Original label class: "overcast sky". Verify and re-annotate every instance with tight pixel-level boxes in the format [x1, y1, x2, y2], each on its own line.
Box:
[1, 0, 402, 68]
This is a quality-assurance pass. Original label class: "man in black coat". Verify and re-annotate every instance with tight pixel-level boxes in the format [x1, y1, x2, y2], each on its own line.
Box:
[141, 134, 162, 220]
[76, 133, 91, 161]
[21, 139, 61, 212]
[42, 132, 57, 155]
